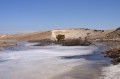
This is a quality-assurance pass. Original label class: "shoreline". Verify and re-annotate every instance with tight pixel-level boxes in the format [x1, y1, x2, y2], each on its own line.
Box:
[99, 42, 120, 79]
[52, 45, 111, 79]
[0, 41, 17, 51]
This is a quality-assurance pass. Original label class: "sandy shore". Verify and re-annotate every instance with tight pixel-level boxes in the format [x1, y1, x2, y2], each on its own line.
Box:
[0, 41, 17, 51]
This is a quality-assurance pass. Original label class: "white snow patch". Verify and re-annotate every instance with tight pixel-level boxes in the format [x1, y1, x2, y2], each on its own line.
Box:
[99, 64, 120, 79]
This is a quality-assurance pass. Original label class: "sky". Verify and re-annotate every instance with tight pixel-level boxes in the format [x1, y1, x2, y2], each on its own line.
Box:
[0, 0, 120, 33]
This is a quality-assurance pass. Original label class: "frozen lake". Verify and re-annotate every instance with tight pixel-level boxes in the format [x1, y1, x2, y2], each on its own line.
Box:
[0, 44, 108, 79]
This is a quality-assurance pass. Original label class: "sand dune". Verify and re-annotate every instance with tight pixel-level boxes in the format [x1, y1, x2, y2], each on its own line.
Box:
[0, 31, 52, 41]
[0, 28, 115, 42]
[1, 27, 120, 45]
[52, 28, 113, 40]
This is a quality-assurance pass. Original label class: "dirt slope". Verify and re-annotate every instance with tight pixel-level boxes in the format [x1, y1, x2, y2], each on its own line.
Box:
[0, 31, 52, 41]
[0, 28, 117, 42]
[106, 27, 120, 39]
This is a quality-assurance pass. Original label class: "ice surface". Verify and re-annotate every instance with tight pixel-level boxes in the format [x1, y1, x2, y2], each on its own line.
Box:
[0, 46, 97, 79]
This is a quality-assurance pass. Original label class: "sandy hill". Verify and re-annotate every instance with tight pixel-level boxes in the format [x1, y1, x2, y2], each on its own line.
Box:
[0, 28, 115, 42]
[106, 27, 120, 39]
[52, 28, 113, 40]
[0, 31, 52, 41]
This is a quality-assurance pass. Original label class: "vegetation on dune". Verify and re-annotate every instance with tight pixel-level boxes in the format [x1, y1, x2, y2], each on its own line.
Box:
[28, 39, 55, 46]
[55, 34, 91, 46]
[104, 46, 120, 65]
[106, 27, 120, 40]
[0, 41, 17, 47]
[28, 39, 54, 43]
[56, 34, 65, 42]
[60, 38, 91, 46]
[29, 34, 91, 46]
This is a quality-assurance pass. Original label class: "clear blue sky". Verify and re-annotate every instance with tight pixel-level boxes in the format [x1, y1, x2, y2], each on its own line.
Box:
[0, 0, 120, 33]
